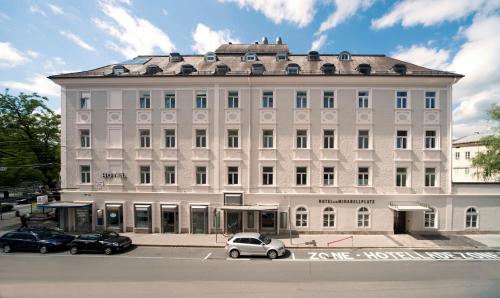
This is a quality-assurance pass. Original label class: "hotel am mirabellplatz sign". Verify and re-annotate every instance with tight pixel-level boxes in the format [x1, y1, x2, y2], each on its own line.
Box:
[318, 199, 375, 204]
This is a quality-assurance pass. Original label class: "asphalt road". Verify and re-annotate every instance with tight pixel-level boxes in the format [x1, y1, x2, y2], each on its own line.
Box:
[1, 247, 500, 298]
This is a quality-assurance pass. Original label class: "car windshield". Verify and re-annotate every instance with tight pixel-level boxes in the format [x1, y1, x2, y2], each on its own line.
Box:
[35, 232, 54, 239]
[258, 234, 272, 245]
[103, 231, 119, 238]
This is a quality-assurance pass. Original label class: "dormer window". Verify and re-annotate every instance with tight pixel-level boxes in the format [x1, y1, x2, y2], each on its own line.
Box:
[169, 52, 183, 62]
[307, 51, 320, 61]
[393, 63, 407, 75]
[215, 63, 230, 75]
[180, 64, 196, 75]
[251, 63, 265, 75]
[112, 65, 128, 76]
[245, 52, 257, 62]
[205, 52, 217, 62]
[339, 51, 350, 61]
[145, 64, 161, 75]
[321, 63, 336, 75]
[276, 52, 288, 61]
[357, 63, 371, 75]
[287, 63, 299, 75]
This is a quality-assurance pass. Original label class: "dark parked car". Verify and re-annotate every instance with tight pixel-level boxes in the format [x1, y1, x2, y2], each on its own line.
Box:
[68, 231, 132, 255]
[0, 229, 75, 253]
[0, 204, 14, 212]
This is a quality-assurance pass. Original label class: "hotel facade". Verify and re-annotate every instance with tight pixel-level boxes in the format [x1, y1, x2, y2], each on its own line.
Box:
[49, 40, 500, 235]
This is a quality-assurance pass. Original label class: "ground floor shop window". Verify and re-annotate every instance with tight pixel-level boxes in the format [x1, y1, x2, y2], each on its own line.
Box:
[106, 204, 123, 231]
[279, 212, 288, 230]
[75, 207, 92, 233]
[465, 207, 478, 229]
[261, 211, 276, 230]
[134, 204, 152, 231]
[424, 208, 437, 228]
[357, 207, 370, 228]
[162, 205, 178, 233]
[247, 211, 254, 229]
[191, 206, 208, 234]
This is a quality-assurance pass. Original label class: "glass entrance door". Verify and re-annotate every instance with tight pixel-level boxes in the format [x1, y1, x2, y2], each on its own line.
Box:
[162, 206, 178, 233]
[225, 211, 242, 234]
[191, 206, 208, 234]
[260, 211, 277, 233]
[106, 204, 123, 232]
[75, 207, 92, 233]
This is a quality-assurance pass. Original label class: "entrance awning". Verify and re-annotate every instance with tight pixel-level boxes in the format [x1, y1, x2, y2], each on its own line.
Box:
[38, 202, 92, 209]
[218, 205, 279, 211]
[388, 202, 431, 211]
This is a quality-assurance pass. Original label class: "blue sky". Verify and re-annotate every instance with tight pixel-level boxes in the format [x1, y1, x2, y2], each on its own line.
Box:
[0, 0, 499, 137]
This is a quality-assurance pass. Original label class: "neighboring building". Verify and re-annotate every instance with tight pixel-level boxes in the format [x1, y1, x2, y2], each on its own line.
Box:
[49, 38, 500, 235]
[452, 132, 499, 182]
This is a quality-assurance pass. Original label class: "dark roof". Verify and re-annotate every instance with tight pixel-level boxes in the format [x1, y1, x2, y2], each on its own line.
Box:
[48, 43, 463, 80]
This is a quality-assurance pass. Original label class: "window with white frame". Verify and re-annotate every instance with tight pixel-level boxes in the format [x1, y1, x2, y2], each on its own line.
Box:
[396, 167, 408, 187]
[358, 130, 369, 149]
[287, 65, 299, 75]
[80, 92, 90, 109]
[425, 168, 436, 187]
[164, 91, 175, 109]
[295, 207, 308, 227]
[323, 130, 335, 149]
[424, 207, 437, 228]
[227, 166, 239, 185]
[296, 91, 307, 108]
[358, 91, 369, 108]
[196, 166, 207, 185]
[245, 52, 257, 62]
[196, 91, 207, 109]
[465, 151, 471, 160]
[227, 129, 239, 148]
[358, 167, 369, 186]
[323, 207, 335, 227]
[139, 91, 150, 109]
[339, 53, 350, 61]
[396, 91, 408, 109]
[164, 166, 175, 185]
[262, 91, 274, 108]
[296, 130, 308, 148]
[80, 129, 90, 148]
[425, 130, 437, 149]
[357, 207, 370, 228]
[139, 129, 151, 148]
[227, 91, 239, 108]
[296, 167, 307, 185]
[396, 130, 408, 149]
[140, 166, 151, 184]
[262, 130, 274, 148]
[195, 129, 207, 148]
[164, 129, 175, 148]
[465, 207, 478, 228]
[425, 91, 436, 109]
[80, 165, 91, 184]
[323, 91, 335, 108]
[323, 167, 335, 186]
[262, 167, 274, 185]
[455, 152, 460, 160]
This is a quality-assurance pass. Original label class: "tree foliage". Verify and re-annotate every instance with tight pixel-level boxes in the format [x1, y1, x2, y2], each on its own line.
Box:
[0, 91, 60, 188]
[471, 104, 500, 181]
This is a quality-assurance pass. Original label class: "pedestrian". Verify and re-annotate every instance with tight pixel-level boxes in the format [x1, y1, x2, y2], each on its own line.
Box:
[20, 214, 28, 228]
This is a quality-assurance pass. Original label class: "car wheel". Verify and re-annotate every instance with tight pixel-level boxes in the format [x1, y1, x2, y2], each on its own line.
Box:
[3, 245, 12, 253]
[229, 249, 240, 259]
[69, 246, 78, 255]
[267, 250, 278, 259]
[104, 247, 113, 255]
[39, 246, 48, 254]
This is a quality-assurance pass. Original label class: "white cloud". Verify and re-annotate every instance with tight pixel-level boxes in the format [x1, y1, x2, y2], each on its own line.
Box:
[0, 42, 29, 69]
[371, 0, 499, 29]
[0, 74, 60, 97]
[93, 0, 175, 58]
[391, 45, 450, 70]
[26, 50, 40, 59]
[219, 0, 316, 28]
[310, 34, 327, 51]
[29, 4, 47, 17]
[47, 3, 65, 15]
[162, 9, 168, 16]
[60, 31, 96, 52]
[317, 0, 374, 34]
[43, 57, 67, 72]
[191, 23, 240, 54]
[0, 11, 9, 21]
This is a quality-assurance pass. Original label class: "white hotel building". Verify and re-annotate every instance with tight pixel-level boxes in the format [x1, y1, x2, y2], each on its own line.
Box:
[49, 40, 500, 235]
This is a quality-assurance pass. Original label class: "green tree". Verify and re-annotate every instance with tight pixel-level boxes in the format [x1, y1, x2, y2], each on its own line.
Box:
[471, 104, 500, 181]
[0, 91, 60, 188]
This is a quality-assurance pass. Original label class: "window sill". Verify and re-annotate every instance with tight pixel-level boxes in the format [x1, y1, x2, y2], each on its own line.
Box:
[258, 184, 276, 188]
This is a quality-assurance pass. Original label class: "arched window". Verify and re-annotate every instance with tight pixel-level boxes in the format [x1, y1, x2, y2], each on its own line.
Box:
[424, 207, 437, 228]
[323, 207, 335, 228]
[357, 207, 370, 228]
[465, 207, 478, 229]
[295, 207, 308, 227]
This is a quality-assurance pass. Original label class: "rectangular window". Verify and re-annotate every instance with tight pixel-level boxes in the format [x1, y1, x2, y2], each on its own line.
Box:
[164, 166, 175, 185]
[323, 91, 335, 108]
[323, 167, 335, 186]
[425, 130, 437, 149]
[80, 165, 91, 184]
[262, 167, 274, 185]
[196, 91, 207, 109]
[227, 129, 239, 148]
[323, 130, 335, 149]
[465, 151, 471, 160]
[396, 91, 408, 109]
[358, 91, 369, 108]
[80, 129, 90, 148]
[140, 166, 151, 184]
[195, 129, 207, 148]
[262, 130, 274, 148]
[139, 129, 151, 148]
[164, 91, 175, 109]
[164, 129, 175, 148]
[134, 205, 151, 229]
[358, 130, 369, 149]
[396, 130, 408, 149]
[396, 167, 408, 187]
[296, 167, 307, 185]
[227, 167, 239, 185]
[139, 91, 150, 109]
[227, 91, 239, 108]
[296, 130, 308, 148]
[80, 92, 90, 109]
[196, 166, 207, 185]
[358, 167, 369, 186]
[425, 168, 436, 187]
[262, 91, 274, 108]
[425, 91, 436, 109]
[455, 152, 460, 160]
[296, 91, 307, 109]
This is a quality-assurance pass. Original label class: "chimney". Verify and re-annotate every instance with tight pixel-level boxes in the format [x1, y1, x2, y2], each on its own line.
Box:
[276, 36, 282, 44]
[261, 36, 269, 44]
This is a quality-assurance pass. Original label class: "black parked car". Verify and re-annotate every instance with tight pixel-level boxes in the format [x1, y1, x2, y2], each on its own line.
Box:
[0, 229, 75, 253]
[68, 231, 132, 255]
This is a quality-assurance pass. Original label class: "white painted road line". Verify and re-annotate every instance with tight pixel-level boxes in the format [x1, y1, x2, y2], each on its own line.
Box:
[226, 258, 251, 261]
[203, 252, 212, 261]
